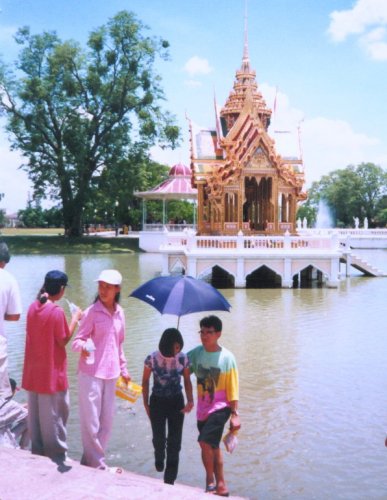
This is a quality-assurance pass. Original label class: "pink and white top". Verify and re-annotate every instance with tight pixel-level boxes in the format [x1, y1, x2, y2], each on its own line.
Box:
[72, 300, 128, 380]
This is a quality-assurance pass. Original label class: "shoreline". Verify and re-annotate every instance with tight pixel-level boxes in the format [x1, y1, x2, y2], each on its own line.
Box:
[0, 233, 140, 254]
[0, 447, 246, 499]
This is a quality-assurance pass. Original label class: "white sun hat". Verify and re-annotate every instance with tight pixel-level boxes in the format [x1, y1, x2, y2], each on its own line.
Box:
[95, 269, 122, 285]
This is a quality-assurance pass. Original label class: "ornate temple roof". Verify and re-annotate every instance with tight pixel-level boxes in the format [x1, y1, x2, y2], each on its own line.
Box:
[189, 18, 306, 199]
[219, 19, 272, 134]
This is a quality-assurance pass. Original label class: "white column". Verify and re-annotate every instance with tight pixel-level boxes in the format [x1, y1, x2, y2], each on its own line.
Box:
[237, 230, 244, 250]
[186, 257, 197, 278]
[161, 253, 170, 276]
[284, 230, 291, 250]
[282, 258, 293, 288]
[327, 257, 340, 287]
[235, 258, 245, 288]
[142, 199, 146, 229]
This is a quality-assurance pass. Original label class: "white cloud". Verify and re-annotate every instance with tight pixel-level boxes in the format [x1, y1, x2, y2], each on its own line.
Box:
[302, 117, 380, 184]
[360, 26, 387, 59]
[260, 84, 384, 187]
[183, 56, 213, 76]
[328, 0, 387, 41]
[328, 0, 387, 60]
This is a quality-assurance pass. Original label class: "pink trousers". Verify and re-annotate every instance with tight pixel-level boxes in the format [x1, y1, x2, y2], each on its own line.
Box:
[78, 371, 117, 469]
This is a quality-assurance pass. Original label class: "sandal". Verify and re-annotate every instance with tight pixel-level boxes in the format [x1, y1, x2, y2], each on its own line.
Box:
[205, 484, 217, 493]
[106, 466, 123, 474]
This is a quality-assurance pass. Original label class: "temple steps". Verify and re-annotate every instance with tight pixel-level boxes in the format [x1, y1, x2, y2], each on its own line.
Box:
[340, 251, 387, 277]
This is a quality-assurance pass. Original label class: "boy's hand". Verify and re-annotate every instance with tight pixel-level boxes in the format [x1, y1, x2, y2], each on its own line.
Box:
[230, 414, 241, 431]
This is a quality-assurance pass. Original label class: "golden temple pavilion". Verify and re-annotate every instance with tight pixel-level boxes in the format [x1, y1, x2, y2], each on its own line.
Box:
[189, 29, 307, 236]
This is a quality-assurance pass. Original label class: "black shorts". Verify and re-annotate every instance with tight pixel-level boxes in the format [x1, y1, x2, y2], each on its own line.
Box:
[197, 407, 231, 449]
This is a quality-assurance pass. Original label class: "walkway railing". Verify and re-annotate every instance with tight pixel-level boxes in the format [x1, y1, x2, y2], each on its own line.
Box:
[143, 223, 196, 232]
[298, 228, 387, 237]
[162, 231, 340, 252]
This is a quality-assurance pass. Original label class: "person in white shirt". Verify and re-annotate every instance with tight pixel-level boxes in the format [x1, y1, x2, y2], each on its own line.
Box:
[0, 242, 22, 399]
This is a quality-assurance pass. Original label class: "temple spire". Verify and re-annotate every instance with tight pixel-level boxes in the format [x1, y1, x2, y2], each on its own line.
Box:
[241, 0, 250, 72]
[220, 1, 272, 133]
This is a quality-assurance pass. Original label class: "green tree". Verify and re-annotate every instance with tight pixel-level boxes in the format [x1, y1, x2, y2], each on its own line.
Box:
[303, 163, 387, 227]
[296, 203, 317, 228]
[0, 193, 4, 226]
[0, 209, 5, 227]
[166, 200, 195, 223]
[0, 11, 180, 236]
[18, 202, 46, 227]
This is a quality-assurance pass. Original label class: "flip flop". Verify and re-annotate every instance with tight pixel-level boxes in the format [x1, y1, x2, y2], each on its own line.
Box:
[107, 466, 123, 474]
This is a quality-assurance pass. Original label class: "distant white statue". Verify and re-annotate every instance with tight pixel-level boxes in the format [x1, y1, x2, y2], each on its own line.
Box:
[364, 217, 368, 229]
[297, 218, 302, 230]
[302, 217, 307, 229]
[353, 216, 359, 229]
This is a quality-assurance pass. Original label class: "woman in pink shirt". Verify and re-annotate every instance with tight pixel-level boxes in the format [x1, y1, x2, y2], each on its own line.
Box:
[72, 269, 130, 470]
[22, 270, 81, 464]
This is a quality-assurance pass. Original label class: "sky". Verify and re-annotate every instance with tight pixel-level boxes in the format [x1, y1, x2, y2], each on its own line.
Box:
[0, 0, 387, 213]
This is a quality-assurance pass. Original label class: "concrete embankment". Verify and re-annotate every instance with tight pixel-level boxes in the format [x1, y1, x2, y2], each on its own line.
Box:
[0, 448, 246, 499]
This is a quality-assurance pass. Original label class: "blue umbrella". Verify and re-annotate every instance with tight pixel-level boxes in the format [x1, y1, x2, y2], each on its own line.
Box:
[129, 275, 231, 327]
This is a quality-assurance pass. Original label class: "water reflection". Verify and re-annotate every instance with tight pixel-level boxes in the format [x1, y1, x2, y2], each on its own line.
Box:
[4, 251, 387, 499]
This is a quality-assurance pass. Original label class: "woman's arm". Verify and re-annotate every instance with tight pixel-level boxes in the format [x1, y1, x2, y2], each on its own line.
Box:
[55, 307, 82, 348]
[142, 365, 152, 419]
[64, 308, 82, 346]
[118, 311, 130, 381]
[181, 367, 194, 414]
[71, 307, 92, 352]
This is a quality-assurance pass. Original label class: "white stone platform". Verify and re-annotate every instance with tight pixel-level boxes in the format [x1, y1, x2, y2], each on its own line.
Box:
[160, 231, 343, 288]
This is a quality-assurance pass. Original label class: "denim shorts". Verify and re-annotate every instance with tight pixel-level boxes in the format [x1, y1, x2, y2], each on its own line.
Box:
[197, 407, 231, 449]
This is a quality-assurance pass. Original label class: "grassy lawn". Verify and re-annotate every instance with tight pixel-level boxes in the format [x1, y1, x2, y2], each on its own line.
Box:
[0, 228, 139, 254]
[1, 227, 65, 236]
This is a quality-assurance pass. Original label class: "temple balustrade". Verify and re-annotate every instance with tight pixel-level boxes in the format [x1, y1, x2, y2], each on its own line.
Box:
[161, 232, 340, 253]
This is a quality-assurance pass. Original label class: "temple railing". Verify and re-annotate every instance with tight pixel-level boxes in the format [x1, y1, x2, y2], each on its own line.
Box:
[143, 223, 196, 232]
[161, 232, 340, 252]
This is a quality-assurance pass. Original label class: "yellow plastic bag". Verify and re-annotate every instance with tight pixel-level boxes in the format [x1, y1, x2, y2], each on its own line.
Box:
[115, 377, 142, 403]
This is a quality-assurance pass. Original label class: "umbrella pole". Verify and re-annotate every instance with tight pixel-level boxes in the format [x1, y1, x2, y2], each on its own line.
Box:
[177, 316, 180, 329]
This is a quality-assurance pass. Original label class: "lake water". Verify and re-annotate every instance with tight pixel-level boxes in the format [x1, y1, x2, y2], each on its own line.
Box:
[4, 250, 387, 500]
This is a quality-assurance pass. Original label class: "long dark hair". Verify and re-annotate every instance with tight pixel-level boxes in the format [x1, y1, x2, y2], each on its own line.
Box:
[37, 271, 68, 304]
[159, 328, 184, 357]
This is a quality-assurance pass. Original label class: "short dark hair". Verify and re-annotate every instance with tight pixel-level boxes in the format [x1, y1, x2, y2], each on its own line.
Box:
[200, 315, 222, 332]
[0, 242, 10, 264]
[159, 328, 184, 357]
